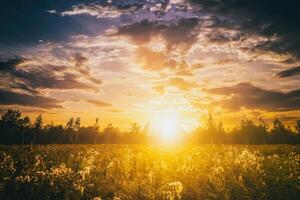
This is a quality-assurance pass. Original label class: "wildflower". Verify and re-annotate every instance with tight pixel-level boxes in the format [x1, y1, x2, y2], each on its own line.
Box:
[238, 175, 243, 182]
[169, 181, 183, 196]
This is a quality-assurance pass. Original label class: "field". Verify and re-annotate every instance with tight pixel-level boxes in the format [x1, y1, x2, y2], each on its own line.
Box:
[0, 145, 299, 200]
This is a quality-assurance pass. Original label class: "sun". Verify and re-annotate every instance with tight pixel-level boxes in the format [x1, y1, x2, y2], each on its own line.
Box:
[151, 111, 180, 142]
[160, 116, 178, 139]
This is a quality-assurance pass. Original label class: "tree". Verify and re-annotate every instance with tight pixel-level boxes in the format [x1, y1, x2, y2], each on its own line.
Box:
[77, 126, 99, 144]
[20, 116, 31, 145]
[34, 115, 43, 129]
[216, 121, 227, 144]
[31, 115, 43, 144]
[127, 123, 146, 143]
[295, 119, 300, 136]
[74, 117, 81, 143]
[270, 118, 294, 144]
[66, 117, 74, 130]
[129, 123, 140, 135]
[44, 124, 65, 144]
[1, 109, 22, 127]
[206, 114, 215, 131]
[66, 117, 76, 144]
[95, 117, 99, 127]
[74, 117, 81, 131]
[101, 123, 121, 143]
[204, 114, 218, 143]
[0, 110, 33, 144]
[238, 119, 267, 144]
[273, 118, 284, 131]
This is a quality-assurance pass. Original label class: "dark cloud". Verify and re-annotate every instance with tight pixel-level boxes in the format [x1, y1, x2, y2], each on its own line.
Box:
[0, 0, 172, 46]
[0, 57, 25, 71]
[0, 89, 62, 108]
[116, 18, 200, 50]
[1, 0, 299, 61]
[190, 0, 300, 59]
[275, 66, 300, 78]
[0, 57, 100, 93]
[114, 16, 202, 74]
[206, 82, 300, 112]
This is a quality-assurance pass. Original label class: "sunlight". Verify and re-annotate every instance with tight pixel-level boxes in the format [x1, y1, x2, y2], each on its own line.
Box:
[160, 115, 178, 139]
[151, 111, 180, 143]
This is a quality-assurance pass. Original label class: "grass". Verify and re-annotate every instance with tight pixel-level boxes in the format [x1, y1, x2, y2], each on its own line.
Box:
[0, 145, 299, 200]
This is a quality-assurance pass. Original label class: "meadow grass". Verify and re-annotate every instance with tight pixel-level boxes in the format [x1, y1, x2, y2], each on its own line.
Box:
[0, 145, 299, 200]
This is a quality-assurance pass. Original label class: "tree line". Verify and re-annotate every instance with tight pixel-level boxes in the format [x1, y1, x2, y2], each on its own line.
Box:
[188, 115, 300, 144]
[0, 109, 299, 145]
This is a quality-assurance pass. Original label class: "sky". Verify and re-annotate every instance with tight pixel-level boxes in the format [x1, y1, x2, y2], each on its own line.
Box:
[1, 0, 300, 131]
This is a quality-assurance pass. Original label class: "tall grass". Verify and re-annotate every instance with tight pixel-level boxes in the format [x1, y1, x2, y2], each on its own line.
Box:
[0, 145, 299, 200]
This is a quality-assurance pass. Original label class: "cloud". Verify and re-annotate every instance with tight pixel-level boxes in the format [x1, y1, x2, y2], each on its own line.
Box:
[60, 3, 138, 18]
[135, 47, 176, 71]
[105, 108, 123, 113]
[135, 46, 199, 74]
[206, 82, 300, 112]
[0, 57, 100, 93]
[0, 89, 62, 108]
[275, 66, 300, 78]
[0, 57, 25, 71]
[189, 0, 300, 59]
[116, 17, 200, 50]
[168, 77, 198, 91]
[87, 99, 113, 107]
[72, 53, 102, 84]
[153, 77, 198, 93]
[115, 17, 201, 75]
[153, 85, 165, 95]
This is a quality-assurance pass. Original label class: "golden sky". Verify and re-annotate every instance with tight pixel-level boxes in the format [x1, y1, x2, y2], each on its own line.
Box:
[1, 0, 300, 132]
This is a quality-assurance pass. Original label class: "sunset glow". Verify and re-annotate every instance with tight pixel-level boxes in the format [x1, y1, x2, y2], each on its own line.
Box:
[152, 111, 180, 141]
[1, 1, 300, 199]
[1, 0, 300, 131]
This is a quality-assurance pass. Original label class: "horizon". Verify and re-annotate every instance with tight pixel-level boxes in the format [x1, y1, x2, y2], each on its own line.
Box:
[2, 108, 300, 133]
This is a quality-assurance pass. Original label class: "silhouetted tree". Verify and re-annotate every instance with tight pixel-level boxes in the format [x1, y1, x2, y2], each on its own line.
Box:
[0, 109, 300, 145]
[126, 123, 148, 143]
[237, 119, 268, 144]
[74, 117, 80, 131]
[270, 118, 295, 144]
[78, 126, 99, 144]
[66, 117, 74, 129]
[295, 119, 300, 136]
[66, 117, 76, 144]
[0, 109, 30, 144]
[1, 109, 22, 127]
[101, 123, 121, 143]
[31, 115, 43, 144]
[74, 117, 81, 143]
[43, 124, 65, 144]
[34, 115, 43, 129]
[20, 116, 31, 145]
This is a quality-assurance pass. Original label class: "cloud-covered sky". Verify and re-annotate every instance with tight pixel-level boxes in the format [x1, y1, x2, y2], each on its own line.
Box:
[1, 0, 300, 129]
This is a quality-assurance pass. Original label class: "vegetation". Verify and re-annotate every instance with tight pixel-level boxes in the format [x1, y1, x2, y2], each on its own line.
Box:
[0, 145, 299, 200]
[0, 109, 300, 144]
[1, 110, 299, 199]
